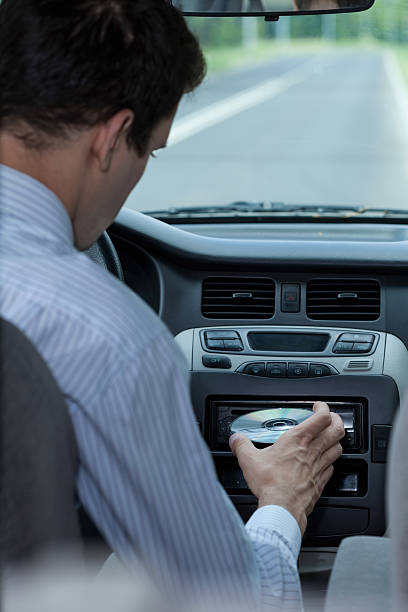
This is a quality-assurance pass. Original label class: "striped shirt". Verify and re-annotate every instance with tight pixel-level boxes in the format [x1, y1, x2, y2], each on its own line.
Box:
[0, 163, 302, 609]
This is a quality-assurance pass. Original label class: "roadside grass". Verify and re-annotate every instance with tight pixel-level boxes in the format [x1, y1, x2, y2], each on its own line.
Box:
[203, 37, 408, 87]
[203, 38, 338, 74]
[392, 45, 408, 85]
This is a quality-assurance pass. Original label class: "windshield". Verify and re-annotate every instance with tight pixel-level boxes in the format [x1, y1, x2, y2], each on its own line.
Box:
[124, 0, 408, 217]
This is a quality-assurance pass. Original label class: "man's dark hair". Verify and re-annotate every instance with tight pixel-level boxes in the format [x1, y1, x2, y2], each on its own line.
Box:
[0, 0, 206, 154]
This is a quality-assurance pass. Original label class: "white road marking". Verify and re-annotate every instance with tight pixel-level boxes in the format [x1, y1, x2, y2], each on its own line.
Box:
[167, 57, 328, 147]
[383, 50, 408, 137]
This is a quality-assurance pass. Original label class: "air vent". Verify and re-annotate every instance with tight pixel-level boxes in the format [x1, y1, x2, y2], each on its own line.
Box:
[202, 277, 275, 319]
[345, 360, 373, 371]
[306, 279, 380, 321]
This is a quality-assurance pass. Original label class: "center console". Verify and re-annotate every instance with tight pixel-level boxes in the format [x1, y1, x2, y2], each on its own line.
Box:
[175, 325, 403, 545]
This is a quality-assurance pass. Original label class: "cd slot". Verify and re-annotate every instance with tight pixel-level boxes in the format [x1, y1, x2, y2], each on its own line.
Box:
[207, 397, 366, 453]
[216, 457, 368, 498]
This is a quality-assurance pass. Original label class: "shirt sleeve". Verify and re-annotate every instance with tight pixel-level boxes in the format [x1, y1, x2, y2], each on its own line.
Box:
[68, 330, 303, 610]
[246, 506, 302, 608]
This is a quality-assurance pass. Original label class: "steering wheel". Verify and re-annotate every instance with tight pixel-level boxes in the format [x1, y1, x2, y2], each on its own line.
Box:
[85, 231, 124, 281]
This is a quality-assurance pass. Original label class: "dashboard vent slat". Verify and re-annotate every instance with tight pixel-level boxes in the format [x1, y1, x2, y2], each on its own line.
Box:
[202, 277, 275, 319]
[345, 360, 373, 371]
[307, 279, 380, 321]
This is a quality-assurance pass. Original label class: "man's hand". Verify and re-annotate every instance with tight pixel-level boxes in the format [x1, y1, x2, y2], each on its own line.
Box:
[229, 401, 344, 535]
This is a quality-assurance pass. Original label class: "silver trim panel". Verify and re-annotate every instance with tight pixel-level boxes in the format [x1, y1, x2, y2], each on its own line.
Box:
[175, 325, 407, 399]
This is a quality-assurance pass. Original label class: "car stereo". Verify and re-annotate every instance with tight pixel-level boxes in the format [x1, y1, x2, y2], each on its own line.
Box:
[206, 398, 368, 499]
[207, 398, 365, 452]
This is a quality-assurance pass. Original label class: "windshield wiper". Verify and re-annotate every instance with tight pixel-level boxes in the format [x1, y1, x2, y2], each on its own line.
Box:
[147, 201, 367, 217]
[145, 202, 408, 219]
[147, 201, 268, 216]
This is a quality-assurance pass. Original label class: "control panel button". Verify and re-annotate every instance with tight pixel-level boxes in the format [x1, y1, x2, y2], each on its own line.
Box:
[351, 342, 372, 353]
[266, 362, 288, 377]
[372, 425, 392, 463]
[335, 409, 356, 449]
[238, 361, 338, 378]
[339, 333, 375, 344]
[343, 431, 356, 448]
[333, 341, 354, 354]
[223, 339, 243, 351]
[288, 362, 308, 377]
[243, 362, 266, 376]
[336, 410, 355, 429]
[202, 355, 231, 369]
[206, 339, 225, 350]
[205, 330, 239, 340]
[309, 363, 332, 377]
[281, 283, 300, 313]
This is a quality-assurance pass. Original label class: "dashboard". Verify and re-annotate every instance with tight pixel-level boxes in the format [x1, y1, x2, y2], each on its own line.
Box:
[110, 207, 408, 547]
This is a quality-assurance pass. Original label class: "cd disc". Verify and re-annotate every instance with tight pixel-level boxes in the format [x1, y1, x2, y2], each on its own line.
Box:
[230, 408, 312, 444]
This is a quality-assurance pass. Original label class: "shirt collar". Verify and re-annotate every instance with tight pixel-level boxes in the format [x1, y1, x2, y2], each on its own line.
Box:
[0, 163, 75, 251]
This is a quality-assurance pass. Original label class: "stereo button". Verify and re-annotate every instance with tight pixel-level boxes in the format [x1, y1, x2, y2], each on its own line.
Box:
[372, 425, 392, 463]
[336, 410, 354, 429]
[224, 339, 243, 351]
[333, 341, 354, 353]
[266, 362, 287, 378]
[342, 431, 356, 448]
[351, 342, 372, 353]
[309, 363, 331, 377]
[206, 339, 225, 350]
[288, 363, 308, 377]
[202, 355, 231, 369]
[340, 333, 374, 344]
[243, 362, 266, 376]
[205, 330, 239, 340]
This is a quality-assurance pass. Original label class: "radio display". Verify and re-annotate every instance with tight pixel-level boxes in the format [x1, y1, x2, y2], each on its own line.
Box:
[247, 332, 329, 353]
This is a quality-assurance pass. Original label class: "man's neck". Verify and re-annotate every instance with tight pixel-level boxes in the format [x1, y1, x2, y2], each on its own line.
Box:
[0, 132, 87, 221]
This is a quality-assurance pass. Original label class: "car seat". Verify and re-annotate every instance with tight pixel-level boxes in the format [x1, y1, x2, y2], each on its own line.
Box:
[0, 318, 80, 563]
[324, 400, 408, 612]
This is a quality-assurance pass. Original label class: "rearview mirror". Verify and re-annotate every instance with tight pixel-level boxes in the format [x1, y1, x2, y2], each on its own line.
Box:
[171, 0, 375, 18]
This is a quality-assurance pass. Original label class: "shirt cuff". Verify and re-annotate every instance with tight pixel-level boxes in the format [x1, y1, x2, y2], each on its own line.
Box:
[245, 505, 302, 558]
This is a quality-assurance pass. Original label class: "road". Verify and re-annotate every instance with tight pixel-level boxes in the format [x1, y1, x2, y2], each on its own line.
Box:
[124, 49, 408, 213]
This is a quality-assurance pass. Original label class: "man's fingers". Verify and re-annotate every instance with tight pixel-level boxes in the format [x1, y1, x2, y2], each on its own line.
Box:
[313, 401, 331, 415]
[229, 433, 257, 463]
[309, 413, 345, 457]
[304, 464, 335, 516]
[330, 411, 345, 440]
[316, 464, 335, 498]
[294, 401, 332, 441]
[307, 465, 335, 514]
[317, 442, 343, 473]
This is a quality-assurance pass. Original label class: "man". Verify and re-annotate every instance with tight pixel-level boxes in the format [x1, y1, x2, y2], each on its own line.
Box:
[0, 0, 344, 608]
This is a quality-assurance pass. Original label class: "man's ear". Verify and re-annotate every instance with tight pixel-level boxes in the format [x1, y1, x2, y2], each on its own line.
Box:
[92, 109, 135, 173]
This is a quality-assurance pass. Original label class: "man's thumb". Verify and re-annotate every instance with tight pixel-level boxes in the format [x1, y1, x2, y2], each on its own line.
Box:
[229, 432, 253, 458]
